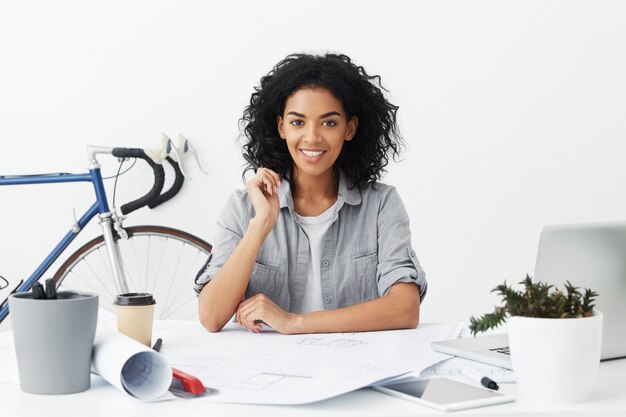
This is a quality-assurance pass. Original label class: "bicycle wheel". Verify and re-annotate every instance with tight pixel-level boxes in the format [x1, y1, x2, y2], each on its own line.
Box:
[53, 225, 212, 320]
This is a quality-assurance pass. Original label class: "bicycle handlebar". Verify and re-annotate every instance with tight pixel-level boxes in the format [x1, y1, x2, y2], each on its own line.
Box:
[88, 138, 192, 215]
[148, 156, 184, 209]
[111, 147, 166, 215]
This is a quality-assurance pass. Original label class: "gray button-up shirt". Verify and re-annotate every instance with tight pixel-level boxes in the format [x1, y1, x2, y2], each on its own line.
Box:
[194, 174, 427, 313]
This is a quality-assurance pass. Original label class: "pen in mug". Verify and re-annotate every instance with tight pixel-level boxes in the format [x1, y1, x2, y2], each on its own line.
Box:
[460, 366, 499, 390]
[242, 153, 290, 184]
[45, 278, 57, 300]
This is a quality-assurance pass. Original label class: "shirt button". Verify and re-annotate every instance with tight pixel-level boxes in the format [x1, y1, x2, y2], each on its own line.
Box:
[322, 260, 330, 267]
[324, 297, 332, 303]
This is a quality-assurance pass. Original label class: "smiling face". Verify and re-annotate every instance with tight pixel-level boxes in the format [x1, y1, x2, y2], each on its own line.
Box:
[277, 87, 358, 183]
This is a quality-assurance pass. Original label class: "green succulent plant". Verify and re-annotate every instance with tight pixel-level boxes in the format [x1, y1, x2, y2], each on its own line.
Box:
[469, 275, 598, 336]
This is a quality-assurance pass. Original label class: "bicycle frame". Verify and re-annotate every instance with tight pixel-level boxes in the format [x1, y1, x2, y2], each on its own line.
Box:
[0, 155, 129, 322]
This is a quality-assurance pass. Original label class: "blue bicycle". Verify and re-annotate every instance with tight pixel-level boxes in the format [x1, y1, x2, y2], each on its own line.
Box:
[0, 137, 212, 322]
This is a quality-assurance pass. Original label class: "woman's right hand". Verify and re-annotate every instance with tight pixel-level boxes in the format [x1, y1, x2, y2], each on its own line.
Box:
[245, 168, 281, 234]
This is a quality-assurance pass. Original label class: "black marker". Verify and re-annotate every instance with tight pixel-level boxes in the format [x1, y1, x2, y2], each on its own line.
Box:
[152, 337, 163, 353]
[45, 278, 57, 300]
[460, 366, 499, 390]
[31, 282, 45, 300]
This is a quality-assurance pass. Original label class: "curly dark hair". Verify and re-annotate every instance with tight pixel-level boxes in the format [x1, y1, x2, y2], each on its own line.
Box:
[240, 53, 403, 188]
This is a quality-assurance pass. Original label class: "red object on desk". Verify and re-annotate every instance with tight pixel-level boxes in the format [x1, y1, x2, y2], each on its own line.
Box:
[172, 367, 207, 395]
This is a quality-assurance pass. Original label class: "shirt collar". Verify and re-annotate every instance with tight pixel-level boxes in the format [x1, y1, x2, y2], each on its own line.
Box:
[278, 172, 362, 212]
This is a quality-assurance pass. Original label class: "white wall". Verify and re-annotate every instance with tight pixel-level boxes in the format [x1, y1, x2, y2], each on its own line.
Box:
[1, 0, 625, 323]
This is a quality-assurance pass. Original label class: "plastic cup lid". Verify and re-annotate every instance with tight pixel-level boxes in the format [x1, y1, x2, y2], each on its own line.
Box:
[114, 292, 156, 306]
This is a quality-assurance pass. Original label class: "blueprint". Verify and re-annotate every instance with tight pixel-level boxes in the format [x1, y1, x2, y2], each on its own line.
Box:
[92, 326, 173, 400]
[153, 320, 461, 404]
[0, 313, 462, 404]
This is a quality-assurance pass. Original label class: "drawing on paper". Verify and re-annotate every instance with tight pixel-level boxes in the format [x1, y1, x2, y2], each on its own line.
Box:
[295, 336, 366, 347]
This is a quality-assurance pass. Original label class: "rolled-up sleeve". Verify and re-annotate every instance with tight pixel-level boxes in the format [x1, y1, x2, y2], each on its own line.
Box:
[376, 187, 427, 301]
[193, 191, 247, 295]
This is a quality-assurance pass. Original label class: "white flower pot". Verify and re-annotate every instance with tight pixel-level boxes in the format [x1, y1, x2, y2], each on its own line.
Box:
[508, 311, 602, 404]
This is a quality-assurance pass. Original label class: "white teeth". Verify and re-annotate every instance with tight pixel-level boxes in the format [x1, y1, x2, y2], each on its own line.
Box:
[302, 150, 324, 157]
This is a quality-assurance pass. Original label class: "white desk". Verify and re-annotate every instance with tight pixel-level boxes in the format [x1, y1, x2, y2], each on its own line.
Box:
[1, 322, 626, 416]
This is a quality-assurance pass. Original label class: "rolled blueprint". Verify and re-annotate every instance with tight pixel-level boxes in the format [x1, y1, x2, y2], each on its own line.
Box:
[91, 326, 171, 400]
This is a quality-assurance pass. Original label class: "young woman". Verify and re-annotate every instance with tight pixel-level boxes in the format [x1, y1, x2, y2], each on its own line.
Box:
[195, 53, 427, 334]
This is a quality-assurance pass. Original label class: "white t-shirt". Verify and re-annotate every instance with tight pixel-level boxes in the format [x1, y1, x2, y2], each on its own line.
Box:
[296, 201, 338, 313]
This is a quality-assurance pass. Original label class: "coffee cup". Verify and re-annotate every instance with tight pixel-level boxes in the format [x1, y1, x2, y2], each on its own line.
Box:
[113, 293, 156, 347]
[9, 291, 98, 394]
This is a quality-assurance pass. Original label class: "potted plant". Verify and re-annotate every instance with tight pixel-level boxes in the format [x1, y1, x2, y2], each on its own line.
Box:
[469, 275, 602, 404]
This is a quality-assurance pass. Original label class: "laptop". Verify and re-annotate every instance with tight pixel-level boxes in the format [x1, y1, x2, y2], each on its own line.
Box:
[432, 221, 626, 369]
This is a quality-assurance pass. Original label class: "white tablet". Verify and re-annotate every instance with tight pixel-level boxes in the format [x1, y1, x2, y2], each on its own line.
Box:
[372, 377, 515, 412]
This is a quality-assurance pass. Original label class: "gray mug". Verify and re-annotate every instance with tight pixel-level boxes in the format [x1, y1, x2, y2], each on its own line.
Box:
[9, 291, 98, 394]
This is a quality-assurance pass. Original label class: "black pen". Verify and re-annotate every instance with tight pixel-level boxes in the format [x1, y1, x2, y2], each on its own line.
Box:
[242, 153, 290, 184]
[460, 366, 499, 390]
[45, 278, 57, 299]
[31, 282, 45, 300]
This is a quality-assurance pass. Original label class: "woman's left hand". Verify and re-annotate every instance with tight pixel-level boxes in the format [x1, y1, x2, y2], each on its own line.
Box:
[236, 294, 297, 334]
